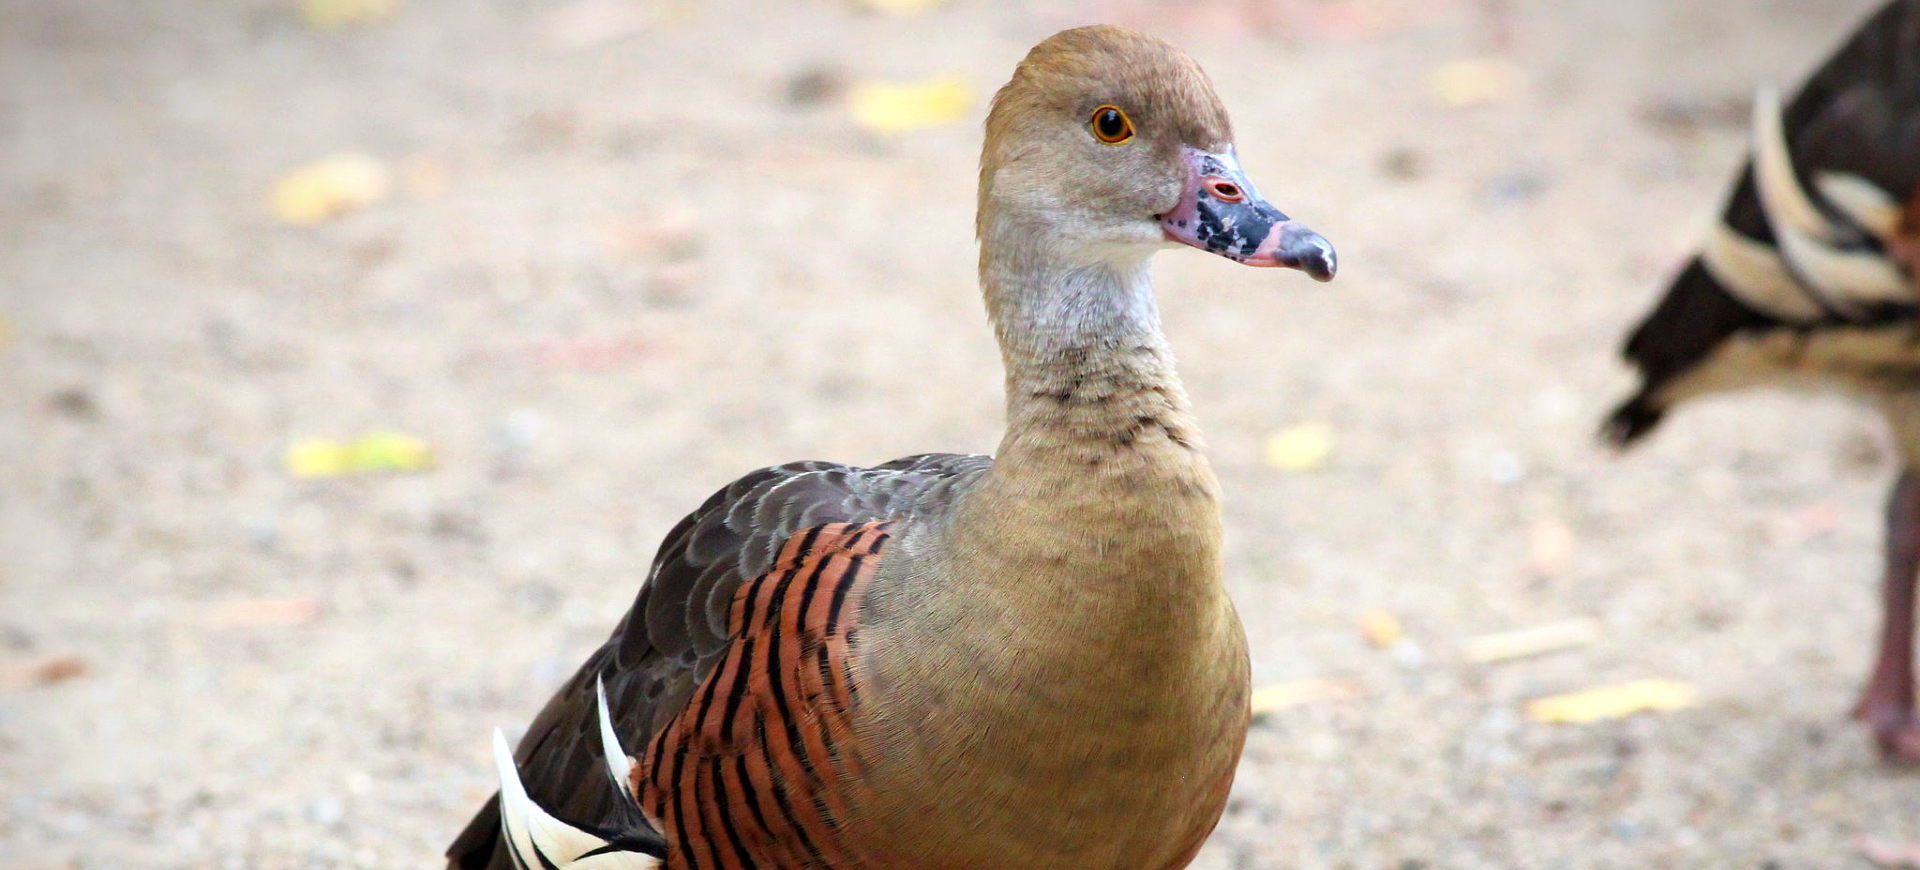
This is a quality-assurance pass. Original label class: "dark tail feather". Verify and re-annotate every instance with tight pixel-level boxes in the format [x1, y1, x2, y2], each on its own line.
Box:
[445, 793, 506, 870]
[1604, 258, 1775, 450]
[1602, 393, 1665, 448]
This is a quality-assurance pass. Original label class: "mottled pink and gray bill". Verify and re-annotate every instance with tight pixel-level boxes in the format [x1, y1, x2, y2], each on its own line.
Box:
[1159, 148, 1336, 282]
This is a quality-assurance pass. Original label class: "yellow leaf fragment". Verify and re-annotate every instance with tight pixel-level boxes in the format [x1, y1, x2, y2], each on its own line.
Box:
[1263, 421, 1334, 472]
[1525, 679, 1695, 724]
[286, 438, 352, 478]
[270, 153, 390, 225]
[300, 0, 400, 29]
[1465, 618, 1601, 663]
[345, 430, 435, 472]
[1249, 677, 1363, 715]
[1356, 608, 1402, 648]
[1429, 57, 1526, 108]
[853, 0, 943, 15]
[286, 431, 434, 478]
[848, 77, 971, 134]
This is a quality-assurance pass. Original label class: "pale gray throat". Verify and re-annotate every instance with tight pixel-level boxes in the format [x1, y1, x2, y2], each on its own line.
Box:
[977, 224, 1200, 457]
[981, 234, 1168, 367]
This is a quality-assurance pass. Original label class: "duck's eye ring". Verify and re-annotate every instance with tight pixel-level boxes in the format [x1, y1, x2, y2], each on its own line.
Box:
[1090, 106, 1133, 144]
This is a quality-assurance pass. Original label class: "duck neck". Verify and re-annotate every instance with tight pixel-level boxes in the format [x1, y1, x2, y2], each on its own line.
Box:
[966, 218, 1222, 571]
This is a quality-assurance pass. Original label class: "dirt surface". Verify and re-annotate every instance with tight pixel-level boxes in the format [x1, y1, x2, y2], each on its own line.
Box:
[4, 0, 1917, 867]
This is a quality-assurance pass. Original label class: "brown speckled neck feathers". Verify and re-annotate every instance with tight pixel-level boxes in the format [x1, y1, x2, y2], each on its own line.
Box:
[982, 254, 1219, 505]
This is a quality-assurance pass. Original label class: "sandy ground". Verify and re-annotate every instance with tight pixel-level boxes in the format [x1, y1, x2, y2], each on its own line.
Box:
[3, 0, 1917, 867]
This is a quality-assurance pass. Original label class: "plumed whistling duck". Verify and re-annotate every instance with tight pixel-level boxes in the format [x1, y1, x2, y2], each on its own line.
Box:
[446, 25, 1337, 870]
[1608, 0, 1920, 762]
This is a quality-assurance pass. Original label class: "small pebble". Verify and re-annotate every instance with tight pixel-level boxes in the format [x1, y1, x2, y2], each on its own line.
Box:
[47, 387, 98, 419]
[245, 512, 279, 549]
[1378, 147, 1424, 181]
[1481, 171, 1550, 208]
[1487, 451, 1525, 485]
[785, 67, 845, 107]
[307, 794, 344, 827]
[1388, 638, 1427, 670]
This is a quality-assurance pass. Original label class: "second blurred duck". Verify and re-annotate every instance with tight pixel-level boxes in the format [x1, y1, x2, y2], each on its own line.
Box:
[1608, 0, 1920, 761]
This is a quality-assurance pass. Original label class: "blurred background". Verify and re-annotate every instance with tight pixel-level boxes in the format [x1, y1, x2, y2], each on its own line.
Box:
[2, 0, 1914, 867]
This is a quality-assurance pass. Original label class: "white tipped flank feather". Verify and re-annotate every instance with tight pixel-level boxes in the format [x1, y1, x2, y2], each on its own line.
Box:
[493, 729, 661, 870]
[1701, 221, 1826, 321]
[1815, 170, 1905, 240]
[596, 677, 635, 799]
[1751, 86, 1831, 239]
[1751, 86, 1912, 305]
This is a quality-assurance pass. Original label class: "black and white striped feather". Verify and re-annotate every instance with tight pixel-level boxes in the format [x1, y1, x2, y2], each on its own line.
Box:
[1608, 0, 1920, 444]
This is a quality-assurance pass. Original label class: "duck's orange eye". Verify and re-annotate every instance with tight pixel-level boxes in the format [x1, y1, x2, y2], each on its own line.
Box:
[1090, 106, 1133, 144]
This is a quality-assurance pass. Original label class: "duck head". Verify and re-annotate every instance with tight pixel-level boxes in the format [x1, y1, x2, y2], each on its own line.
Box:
[979, 26, 1335, 281]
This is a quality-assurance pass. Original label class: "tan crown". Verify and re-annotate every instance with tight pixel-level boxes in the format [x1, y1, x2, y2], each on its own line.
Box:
[978, 26, 1235, 240]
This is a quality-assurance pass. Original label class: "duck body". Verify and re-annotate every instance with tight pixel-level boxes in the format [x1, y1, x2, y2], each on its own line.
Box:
[851, 288, 1248, 870]
[1609, 0, 1920, 761]
[448, 25, 1332, 870]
